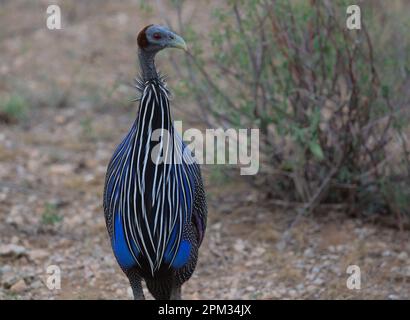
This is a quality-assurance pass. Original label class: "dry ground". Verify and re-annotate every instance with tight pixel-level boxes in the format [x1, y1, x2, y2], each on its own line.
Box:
[0, 0, 409, 299]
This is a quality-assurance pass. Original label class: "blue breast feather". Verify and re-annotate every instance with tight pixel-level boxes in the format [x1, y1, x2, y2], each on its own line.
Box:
[112, 210, 191, 269]
[113, 210, 192, 270]
[110, 136, 196, 270]
[113, 207, 139, 269]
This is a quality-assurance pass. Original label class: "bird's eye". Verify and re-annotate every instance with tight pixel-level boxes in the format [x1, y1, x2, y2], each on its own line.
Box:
[153, 33, 162, 40]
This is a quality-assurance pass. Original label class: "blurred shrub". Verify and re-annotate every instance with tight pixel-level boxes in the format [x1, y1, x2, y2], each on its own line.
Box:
[171, 0, 410, 221]
[41, 203, 62, 225]
[0, 93, 27, 124]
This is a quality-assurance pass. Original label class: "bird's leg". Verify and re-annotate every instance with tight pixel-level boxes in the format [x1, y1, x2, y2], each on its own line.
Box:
[130, 279, 145, 300]
[170, 286, 182, 300]
[126, 269, 145, 300]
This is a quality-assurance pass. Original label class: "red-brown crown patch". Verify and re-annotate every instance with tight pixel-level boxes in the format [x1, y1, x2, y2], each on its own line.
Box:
[137, 24, 153, 48]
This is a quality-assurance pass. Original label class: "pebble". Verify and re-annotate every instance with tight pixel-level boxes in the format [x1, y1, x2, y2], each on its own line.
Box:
[1, 272, 18, 288]
[0, 265, 12, 274]
[10, 236, 19, 244]
[313, 278, 325, 286]
[288, 289, 297, 297]
[397, 251, 408, 261]
[311, 266, 321, 274]
[49, 164, 75, 175]
[28, 249, 49, 262]
[306, 285, 316, 292]
[30, 280, 43, 289]
[10, 279, 27, 293]
[127, 287, 133, 299]
[233, 239, 246, 252]
[296, 283, 305, 291]
[328, 245, 336, 253]
[6, 205, 25, 227]
[0, 244, 26, 258]
[304, 248, 314, 258]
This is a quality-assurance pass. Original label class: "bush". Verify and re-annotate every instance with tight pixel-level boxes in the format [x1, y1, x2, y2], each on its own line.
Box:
[0, 94, 27, 124]
[167, 0, 410, 223]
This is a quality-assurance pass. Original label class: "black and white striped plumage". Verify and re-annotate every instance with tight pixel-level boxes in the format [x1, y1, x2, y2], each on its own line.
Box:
[103, 25, 207, 300]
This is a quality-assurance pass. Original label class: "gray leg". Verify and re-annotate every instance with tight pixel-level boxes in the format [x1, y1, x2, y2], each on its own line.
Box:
[170, 286, 182, 300]
[126, 268, 145, 300]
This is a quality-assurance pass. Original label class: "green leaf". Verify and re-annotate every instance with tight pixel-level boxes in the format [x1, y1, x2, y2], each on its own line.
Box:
[308, 140, 324, 160]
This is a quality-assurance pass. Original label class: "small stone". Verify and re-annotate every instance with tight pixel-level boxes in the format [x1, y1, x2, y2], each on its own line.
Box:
[304, 248, 314, 258]
[10, 279, 27, 293]
[103, 255, 115, 266]
[1, 272, 18, 288]
[0, 244, 26, 258]
[212, 222, 222, 230]
[397, 252, 408, 261]
[0, 265, 12, 275]
[306, 285, 316, 292]
[28, 249, 49, 261]
[313, 278, 324, 286]
[404, 266, 410, 277]
[336, 245, 344, 252]
[311, 266, 321, 274]
[30, 280, 43, 289]
[252, 246, 266, 257]
[10, 236, 19, 244]
[288, 289, 298, 298]
[54, 115, 67, 124]
[233, 239, 246, 252]
[6, 214, 24, 226]
[49, 164, 75, 175]
[296, 283, 305, 291]
[127, 287, 133, 299]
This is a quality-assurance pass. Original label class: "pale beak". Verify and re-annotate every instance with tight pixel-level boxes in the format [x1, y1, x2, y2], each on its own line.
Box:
[169, 34, 187, 51]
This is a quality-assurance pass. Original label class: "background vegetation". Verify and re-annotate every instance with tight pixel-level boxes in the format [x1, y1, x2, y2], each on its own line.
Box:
[147, 0, 410, 229]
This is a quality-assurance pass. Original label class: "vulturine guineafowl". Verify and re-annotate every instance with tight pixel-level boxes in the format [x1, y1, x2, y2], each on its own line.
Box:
[103, 25, 207, 300]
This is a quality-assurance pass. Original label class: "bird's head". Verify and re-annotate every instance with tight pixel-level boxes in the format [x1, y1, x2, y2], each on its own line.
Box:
[137, 24, 187, 53]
